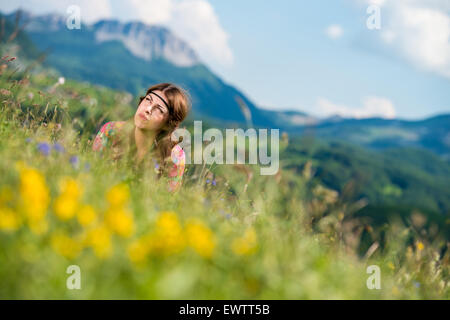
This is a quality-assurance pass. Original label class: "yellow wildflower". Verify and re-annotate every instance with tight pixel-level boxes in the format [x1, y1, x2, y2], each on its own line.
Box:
[54, 196, 78, 220]
[387, 262, 395, 270]
[18, 166, 50, 225]
[77, 204, 97, 227]
[156, 211, 180, 229]
[128, 237, 151, 264]
[51, 232, 83, 259]
[53, 178, 82, 220]
[106, 183, 129, 207]
[416, 241, 424, 252]
[232, 228, 258, 256]
[58, 177, 83, 199]
[185, 219, 215, 259]
[105, 207, 135, 238]
[84, 224, 113, 259]
[0, 207, 21, 231]
[149, 211, 185, 255]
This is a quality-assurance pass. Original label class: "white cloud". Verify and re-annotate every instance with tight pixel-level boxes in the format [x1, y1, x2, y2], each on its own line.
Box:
[315, 96, 396, 119]
[0, 0, 233, 67]
[127, 0, 173, 24]
[325, 24, 343, 39]
[367, 0, 387, 6]
[361, 0, 450, 78]
[115, 0, 233, 67]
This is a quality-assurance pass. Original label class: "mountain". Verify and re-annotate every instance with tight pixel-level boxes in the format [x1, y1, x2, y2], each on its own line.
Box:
[283, 137, 450, 218]
[259, 109, 319, 127]
[0, 10, 40, 60]
[2, 9, 276, 127]
[2, 10, 449, 159]
[297, 114, 450, 158]
[93, 20, 200, 67]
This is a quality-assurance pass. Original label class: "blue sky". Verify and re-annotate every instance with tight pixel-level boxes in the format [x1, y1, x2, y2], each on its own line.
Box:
[2, 0, 449, 120]
[207, 0, 450, 120]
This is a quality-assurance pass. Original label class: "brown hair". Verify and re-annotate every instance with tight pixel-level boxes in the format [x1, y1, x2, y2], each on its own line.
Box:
[124, 83, 191, 175]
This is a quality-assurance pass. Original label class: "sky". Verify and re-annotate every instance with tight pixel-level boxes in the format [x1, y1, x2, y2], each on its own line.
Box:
[1, 0, 449, 120]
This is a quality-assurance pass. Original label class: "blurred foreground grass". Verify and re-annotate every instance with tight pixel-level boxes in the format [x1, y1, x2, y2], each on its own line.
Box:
[0, 55, 448, 299]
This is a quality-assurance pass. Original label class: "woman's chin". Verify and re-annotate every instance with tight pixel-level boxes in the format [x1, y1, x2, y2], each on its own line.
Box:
[134, 117, 146, 129]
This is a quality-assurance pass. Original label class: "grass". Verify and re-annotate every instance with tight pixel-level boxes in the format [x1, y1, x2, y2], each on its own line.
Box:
[0, 54, 448, 299]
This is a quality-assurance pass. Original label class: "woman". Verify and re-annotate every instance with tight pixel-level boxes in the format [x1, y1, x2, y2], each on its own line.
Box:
[92, 83, 191, 192]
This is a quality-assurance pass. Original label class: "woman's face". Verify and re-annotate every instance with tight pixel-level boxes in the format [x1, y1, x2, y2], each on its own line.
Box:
[134, 90, 170, 131]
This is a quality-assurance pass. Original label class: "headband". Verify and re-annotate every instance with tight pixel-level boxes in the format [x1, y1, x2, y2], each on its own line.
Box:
[149, 91, 171, 113]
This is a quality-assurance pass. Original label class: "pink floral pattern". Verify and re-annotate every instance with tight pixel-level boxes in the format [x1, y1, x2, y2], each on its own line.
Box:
[92, 121, 126, 152]
[92, 121, 186, 192]
[167, 144, 185, 192]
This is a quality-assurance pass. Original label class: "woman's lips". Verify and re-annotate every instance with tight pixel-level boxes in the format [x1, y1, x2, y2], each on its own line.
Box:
[139, 113, 148, 121]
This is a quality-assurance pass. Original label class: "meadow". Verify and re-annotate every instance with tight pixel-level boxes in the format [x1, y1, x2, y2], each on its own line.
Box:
[0, 54, 448, 299]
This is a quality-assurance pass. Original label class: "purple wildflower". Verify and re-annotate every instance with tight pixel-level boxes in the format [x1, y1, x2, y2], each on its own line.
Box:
[153, 160, 160, 173]
[70, 156, 79, 169]
[212, 179, 217, 186]
[53, 142, 65, 153]
[37, 142, 51, 156]
[25, 137, 32, 143]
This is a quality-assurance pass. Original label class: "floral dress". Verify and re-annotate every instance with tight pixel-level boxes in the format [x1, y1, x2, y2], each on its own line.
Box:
[92, 121, 186, 192]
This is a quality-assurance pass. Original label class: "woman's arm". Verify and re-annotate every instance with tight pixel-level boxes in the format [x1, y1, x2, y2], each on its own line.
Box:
[167, 144, 186, 192]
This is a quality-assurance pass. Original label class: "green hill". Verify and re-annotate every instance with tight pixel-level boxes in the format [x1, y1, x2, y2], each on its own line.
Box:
[283, 137, 450, 226]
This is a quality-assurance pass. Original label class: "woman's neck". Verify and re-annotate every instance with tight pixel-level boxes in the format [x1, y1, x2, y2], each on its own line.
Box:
[134, 126, 157, 163]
